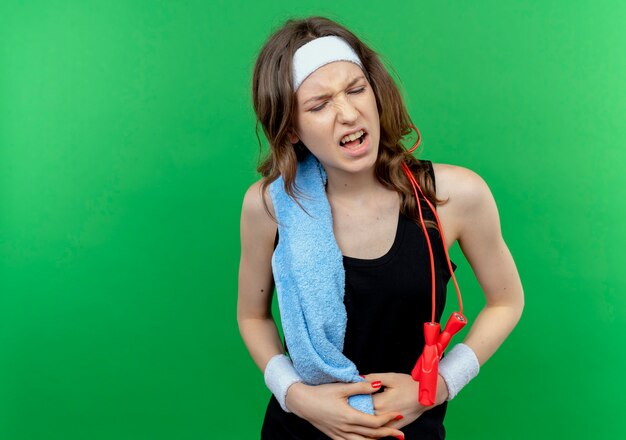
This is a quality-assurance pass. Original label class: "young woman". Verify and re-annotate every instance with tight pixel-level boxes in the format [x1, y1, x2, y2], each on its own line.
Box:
[238, 16, 524, 440]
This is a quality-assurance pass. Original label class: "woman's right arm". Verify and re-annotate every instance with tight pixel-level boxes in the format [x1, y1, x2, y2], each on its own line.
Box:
[237, 181, 283, 371]
[237, 181, 405, 440]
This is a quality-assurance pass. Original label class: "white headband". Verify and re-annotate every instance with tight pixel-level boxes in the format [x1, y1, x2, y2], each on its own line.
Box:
[292, 36, 363, 90]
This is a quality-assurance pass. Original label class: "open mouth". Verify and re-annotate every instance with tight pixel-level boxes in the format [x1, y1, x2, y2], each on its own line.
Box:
[340, 130, 367, 150]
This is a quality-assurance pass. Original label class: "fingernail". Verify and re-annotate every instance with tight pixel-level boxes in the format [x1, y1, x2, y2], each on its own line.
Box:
[395, 436, 405, 440]
[371, 381, 382, 388]
[359, 375, 365, 378]
[394, 414, 404, 420]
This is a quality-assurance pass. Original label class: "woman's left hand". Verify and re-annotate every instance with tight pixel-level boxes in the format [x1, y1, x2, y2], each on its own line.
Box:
[362, 373, 449, 429]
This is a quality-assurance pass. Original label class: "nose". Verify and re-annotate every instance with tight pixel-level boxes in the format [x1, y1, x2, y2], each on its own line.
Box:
[335, 95, 359, 124]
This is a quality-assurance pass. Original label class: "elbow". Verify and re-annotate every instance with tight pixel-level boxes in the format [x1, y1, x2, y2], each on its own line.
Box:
[236, 306, 274, 334]
[486, 286, 525, 325]
[516, 287, 525, 316]
[511, 287, 525, 326]
[236, 303, 253, 336]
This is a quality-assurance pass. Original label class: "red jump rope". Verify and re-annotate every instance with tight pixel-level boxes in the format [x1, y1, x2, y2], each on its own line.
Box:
[401, 127, 467, 406]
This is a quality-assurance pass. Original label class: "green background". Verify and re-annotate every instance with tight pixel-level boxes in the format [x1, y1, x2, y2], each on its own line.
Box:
[1, 1, 624, 438]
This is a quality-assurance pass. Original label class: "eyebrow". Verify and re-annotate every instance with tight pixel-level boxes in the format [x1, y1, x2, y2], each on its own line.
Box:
[302, 76, 367, 106]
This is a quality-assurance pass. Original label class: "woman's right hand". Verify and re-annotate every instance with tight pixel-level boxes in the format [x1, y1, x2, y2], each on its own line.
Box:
[285, 381, 405, 440]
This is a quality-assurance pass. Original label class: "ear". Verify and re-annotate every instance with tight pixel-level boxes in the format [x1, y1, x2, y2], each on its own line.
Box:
[288, 132, 300, 144]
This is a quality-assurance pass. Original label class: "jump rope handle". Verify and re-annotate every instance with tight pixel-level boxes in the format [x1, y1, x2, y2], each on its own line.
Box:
[438, 312, 467, 350]
[411, 313, 467, 406]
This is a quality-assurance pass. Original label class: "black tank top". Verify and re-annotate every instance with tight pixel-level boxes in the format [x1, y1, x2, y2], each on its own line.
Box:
[262, 161, 455, 440]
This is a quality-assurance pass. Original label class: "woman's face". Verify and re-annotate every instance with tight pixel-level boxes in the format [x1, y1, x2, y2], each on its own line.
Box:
[291, 61, 381, 176]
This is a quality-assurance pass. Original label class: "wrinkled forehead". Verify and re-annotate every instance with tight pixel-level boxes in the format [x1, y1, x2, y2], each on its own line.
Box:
[292, 36, 363, 91]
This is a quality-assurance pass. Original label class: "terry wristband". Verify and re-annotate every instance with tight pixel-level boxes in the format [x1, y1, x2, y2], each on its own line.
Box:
[264, 354, 303, 412]
[438, 343, 480, 400]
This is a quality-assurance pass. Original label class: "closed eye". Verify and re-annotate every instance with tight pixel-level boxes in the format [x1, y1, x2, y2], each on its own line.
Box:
[309, 86, 365, 112]
[348, 87, 366, 95]
[310, 102, 327, 112]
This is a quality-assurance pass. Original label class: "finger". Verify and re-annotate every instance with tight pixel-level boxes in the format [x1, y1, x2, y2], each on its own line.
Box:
[372, 392, 392, 412]
[346, 423, 405, 440]
[343, 434, 374, 440]
[346, 408, 403, 429]
[338, 380, 383, 396]
[363, 372, 396, 385]
[330, 431, 374, 440]
[378, 411, 406, 427]
[342, 434, 374, 440]
[362, 372, 384, 382]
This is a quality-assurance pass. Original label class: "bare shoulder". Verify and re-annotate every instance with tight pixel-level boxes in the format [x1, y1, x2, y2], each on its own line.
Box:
[432, 163, 502, 246]
[241, 179, 277, 245]
[242, 179, 275, 219]
[431, 163, 493, 211]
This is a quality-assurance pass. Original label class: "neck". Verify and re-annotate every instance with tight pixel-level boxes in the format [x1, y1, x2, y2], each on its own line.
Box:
[324, 165, 381, 203]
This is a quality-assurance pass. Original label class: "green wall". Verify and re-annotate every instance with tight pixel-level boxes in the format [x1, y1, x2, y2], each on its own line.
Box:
[1, 1, 624, 438]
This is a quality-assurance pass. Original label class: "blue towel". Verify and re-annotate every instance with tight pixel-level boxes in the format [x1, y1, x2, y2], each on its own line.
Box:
[269, 154, 374, 414]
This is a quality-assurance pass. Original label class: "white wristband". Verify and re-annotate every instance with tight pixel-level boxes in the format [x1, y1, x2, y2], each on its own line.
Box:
[264, 354, 303, 412]
[439, 343, 480, 400]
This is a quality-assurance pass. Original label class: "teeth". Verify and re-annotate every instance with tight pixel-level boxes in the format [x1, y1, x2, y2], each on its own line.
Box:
[341, 130, 364, 145]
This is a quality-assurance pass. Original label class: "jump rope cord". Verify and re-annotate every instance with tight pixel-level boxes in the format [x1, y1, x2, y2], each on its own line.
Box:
[401, 126, 464, 319]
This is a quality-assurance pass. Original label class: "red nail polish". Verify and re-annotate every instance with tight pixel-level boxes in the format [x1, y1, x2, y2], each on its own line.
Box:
[359, 375, 365, 378]
[395, 436, 405, 440]
[371, 381, 382, 388]
[394, 414, 404, 420]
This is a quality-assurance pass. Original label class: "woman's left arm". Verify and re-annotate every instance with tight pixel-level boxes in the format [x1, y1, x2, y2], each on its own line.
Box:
[370, 165, 524, 427]
[443, 164, 524, 365]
